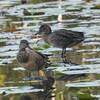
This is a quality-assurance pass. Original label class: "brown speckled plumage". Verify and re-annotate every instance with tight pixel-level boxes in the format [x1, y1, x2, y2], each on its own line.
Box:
[17, 40, 47, 71]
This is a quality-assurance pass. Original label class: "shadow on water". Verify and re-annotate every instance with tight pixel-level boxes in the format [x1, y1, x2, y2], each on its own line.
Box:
[0, 0, 100, 100]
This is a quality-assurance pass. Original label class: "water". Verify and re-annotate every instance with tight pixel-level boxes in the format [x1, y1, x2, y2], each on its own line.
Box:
[0, 0, 100, 100]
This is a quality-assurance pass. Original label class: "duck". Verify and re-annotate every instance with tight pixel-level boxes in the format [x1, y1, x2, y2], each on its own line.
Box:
[17, 39, 48, 77]
[36, 24, 84, 62]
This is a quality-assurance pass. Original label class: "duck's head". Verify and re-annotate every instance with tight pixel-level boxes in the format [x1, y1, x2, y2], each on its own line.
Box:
[19, 40, 29, 50]
[37, 24, 52, 35]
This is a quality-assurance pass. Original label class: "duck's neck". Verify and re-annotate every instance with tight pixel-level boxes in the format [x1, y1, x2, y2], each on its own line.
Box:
[19, 46, 31, 51]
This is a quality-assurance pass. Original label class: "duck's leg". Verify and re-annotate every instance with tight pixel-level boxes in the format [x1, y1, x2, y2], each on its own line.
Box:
[61, 48, 66, 57]
[27, 71, 31, 78]
[61, 48, 68, 63]
[62, 48, 73, 64]
[24, 70, 33, 85]
[24, 69, 31, 80]
[61, 49, 78, 65]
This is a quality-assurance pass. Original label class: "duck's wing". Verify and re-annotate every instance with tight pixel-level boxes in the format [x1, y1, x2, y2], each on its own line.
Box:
[54, 29, 84, 40]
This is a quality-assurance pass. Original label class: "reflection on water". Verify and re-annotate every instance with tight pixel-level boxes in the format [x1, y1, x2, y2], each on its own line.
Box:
[0, 0, 100, 100]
